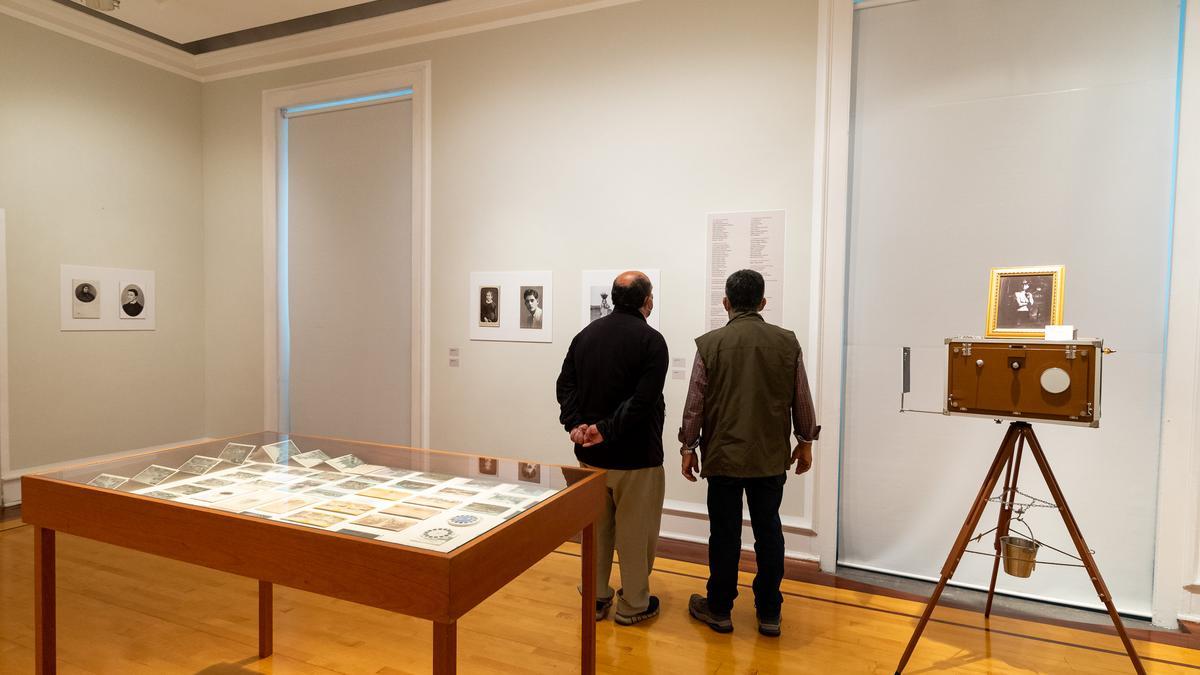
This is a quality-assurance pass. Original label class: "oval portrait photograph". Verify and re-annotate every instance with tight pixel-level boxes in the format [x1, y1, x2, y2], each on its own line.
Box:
[121, 284, 145, 318]
[74, 282, 96, 303]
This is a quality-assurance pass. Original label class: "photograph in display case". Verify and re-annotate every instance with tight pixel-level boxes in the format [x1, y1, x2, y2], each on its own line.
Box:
[478, 457, 497, 475]
[87, 473, 128, 489]
[986, 265, 1065, 338]
[177, 455, 222, 475]
[519, 461, 541, 483]
[218, 443, 256, 464]
[131, 465, 176, 486]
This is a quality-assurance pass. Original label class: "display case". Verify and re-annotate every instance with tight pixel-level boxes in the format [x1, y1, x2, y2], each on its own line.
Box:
[21, 432, 606, 675]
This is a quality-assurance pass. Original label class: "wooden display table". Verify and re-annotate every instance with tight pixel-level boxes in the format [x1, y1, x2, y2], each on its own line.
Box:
[21, 432, 605, 674]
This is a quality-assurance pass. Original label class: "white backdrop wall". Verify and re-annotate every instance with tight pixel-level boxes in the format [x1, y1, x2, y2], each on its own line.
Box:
[839, 0, 1180, 615]
[0, 14, 205, 478]
[286, 100, 414, 446]
[202, 0, 822, 555]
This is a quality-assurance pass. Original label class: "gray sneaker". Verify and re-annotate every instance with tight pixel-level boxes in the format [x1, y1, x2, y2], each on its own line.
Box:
[615, 595, 660, 626]
[688, 594, 733, 633]
[757, 613, 781, 637]
[596, 595, 613, 621]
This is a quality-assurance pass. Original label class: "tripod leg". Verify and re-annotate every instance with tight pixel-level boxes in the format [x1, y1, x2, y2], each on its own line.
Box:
[894, 423, 1020, 674]
[1023, 428, 1146, 675]
[984, 434, 1025, 618]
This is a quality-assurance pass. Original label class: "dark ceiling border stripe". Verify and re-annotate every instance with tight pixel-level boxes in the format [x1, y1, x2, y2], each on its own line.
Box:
[183, 0, 450, 54]
[48, 0, 450, 55]
[48, 0, 188, 51]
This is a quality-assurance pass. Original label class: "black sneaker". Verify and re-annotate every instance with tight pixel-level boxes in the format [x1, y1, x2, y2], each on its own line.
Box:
[757, 613, 781, 637]
[596, 595, 613, 621]
[688, 594, 733, 633]
[615, 595, 660, 626]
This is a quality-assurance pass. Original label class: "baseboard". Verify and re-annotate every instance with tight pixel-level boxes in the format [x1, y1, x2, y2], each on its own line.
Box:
[656, 534, 820, 581]
[0, 435, 216, 507]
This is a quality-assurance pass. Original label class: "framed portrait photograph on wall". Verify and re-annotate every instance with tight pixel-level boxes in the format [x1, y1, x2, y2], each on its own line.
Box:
[985, 265, 1065, 338]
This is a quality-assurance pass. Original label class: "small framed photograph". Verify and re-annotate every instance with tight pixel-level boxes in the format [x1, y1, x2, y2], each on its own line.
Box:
[477, 457, 498, 476]
[72, 279, 101, 319]
[520, 286, 544, 329]
[119, 283, 146, 319]
[986, 265, 1065, 339]
[479, 286, 500, 326]
[518, 461, 541, 483]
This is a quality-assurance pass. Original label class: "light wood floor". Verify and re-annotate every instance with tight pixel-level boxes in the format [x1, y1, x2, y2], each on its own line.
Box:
[1, 521, 1197, 674]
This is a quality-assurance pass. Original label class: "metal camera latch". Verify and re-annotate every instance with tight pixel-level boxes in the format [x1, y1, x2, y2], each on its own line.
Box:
[1065, 345, 1077, 360]
[962, 343, 973, 357]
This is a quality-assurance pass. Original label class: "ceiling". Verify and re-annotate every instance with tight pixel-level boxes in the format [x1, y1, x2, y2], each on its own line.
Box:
[53, 0, 452, 53]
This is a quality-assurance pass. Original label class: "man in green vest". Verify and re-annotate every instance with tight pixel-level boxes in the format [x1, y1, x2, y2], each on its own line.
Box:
[679, 268, 819, 637]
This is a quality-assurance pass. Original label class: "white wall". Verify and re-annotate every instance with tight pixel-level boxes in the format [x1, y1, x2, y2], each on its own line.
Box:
[0, 14, 206, 482]
[201, 0, 823, 556]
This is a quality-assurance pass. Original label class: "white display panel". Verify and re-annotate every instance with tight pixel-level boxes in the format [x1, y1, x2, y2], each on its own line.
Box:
[468, 271, 553, 343]
[706, 210, 785, 331]
[579, 268, 661, 331]
[59, 264, 156, 331]
[838, 0, 1179, 616]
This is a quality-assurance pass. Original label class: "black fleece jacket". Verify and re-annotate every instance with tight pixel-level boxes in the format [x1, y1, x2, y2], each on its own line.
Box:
[556, 307, 669, 470]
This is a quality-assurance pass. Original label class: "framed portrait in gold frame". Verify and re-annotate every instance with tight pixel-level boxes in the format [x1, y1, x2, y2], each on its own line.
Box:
[985, 265, 1065, 338]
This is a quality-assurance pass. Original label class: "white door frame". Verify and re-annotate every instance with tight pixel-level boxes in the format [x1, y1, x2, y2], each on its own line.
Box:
[260, 62, 432, 447]
[808, 0, 855, 573]
[0, 209, 10, 506]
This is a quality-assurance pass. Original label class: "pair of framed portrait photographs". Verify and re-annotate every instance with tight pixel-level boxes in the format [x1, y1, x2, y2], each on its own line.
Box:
[60, 264, 156, 331]
[985, 265, 1065, 338]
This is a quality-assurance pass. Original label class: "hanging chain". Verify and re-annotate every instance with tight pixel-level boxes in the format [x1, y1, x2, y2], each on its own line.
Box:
[967, 487, 1093, 566]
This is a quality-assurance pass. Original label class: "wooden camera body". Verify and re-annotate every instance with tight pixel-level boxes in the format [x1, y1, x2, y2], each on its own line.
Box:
[944, 337, 1103, 427]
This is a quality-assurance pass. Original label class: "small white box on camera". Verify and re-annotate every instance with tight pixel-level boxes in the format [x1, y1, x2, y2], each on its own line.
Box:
[1044, 325, 1076, 340]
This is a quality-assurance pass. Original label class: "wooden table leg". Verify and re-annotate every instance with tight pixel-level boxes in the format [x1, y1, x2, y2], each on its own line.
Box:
[34, 526, 56, 675]
[433, 620, 456, 675]
[258, 581, 273, 659]
[581, 522, 596, 675]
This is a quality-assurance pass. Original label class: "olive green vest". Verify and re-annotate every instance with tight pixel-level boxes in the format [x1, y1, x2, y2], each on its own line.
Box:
[695, 311, 799, 478]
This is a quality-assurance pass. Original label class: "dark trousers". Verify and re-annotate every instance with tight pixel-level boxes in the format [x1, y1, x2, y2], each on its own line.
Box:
[705, 473, 786, 617]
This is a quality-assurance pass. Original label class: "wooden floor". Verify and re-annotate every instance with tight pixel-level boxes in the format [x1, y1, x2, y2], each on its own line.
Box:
[1, 519, 1198, 674]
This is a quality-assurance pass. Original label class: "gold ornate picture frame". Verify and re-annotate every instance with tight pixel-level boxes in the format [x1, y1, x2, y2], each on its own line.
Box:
[986, 265, 1065, 338]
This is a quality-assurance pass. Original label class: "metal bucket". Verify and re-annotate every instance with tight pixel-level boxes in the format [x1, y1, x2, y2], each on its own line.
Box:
[1000, 536, 1039, 578]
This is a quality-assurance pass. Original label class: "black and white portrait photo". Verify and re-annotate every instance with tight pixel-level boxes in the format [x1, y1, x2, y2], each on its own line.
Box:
[588, 285, 613, 323]
[518, 461, 541, 483]
[520, 286, 543, 329]
[478, 457, 498, 476]
[72, 279, 100, 319]
[997, 275, 1050, 329]
[479, 286, 500, 326]
[986, 265, 1064, 338]
[120, 284, 145, 318]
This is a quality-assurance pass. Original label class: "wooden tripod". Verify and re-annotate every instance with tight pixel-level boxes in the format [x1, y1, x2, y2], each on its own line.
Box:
[894, 422, 1145, 674]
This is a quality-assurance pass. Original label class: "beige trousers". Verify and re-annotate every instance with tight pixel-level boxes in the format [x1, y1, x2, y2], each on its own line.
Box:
[587, 464, 666, 615]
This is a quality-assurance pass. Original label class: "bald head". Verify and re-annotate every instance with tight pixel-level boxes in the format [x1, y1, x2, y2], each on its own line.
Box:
[611, 270, 654, 317]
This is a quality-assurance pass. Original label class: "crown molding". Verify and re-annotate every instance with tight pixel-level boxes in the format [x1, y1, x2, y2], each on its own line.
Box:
[1, 0, 641, 83]
[0, 0, 197, 79]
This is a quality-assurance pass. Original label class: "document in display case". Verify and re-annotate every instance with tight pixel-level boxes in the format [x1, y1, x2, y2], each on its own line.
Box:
[22, 432, 606, 675]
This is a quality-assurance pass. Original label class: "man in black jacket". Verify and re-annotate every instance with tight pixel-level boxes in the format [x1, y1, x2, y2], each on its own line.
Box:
[556, 271, 668, 626]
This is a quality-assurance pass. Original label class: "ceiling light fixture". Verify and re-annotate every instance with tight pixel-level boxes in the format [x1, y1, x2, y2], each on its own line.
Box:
[80, 0, 120, 11]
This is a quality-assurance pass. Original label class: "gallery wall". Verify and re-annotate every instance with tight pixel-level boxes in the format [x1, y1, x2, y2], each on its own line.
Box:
[0, 14, 206, 474]
[201, 0, 821, 551]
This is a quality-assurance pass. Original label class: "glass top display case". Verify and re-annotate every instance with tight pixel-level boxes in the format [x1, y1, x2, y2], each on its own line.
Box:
[38, 432, 588, 553]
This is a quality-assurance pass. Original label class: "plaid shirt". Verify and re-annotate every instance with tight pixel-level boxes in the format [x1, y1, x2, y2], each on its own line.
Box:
[678, 350, 819, 449]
